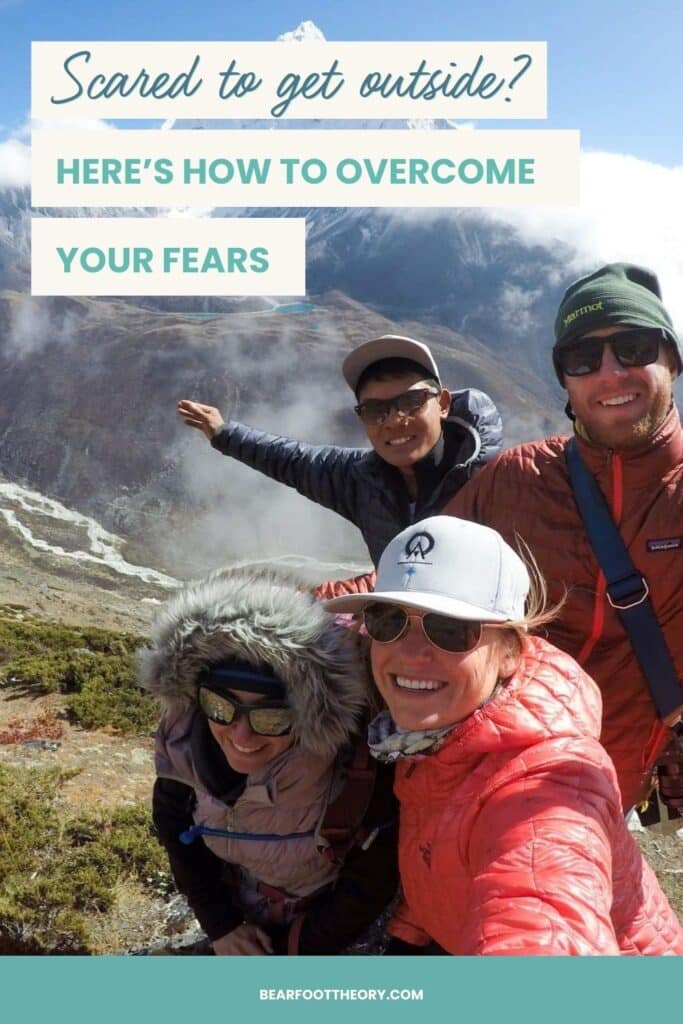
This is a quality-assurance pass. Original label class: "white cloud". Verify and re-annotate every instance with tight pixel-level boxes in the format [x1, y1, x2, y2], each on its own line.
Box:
[0, 117, 117, 188]
[497, 283, 544, 336]
[476, 150, 683, 327]
[0, 136, 30, 187]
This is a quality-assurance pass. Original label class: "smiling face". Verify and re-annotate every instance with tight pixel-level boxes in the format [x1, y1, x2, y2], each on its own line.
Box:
[357, 373, 451, 472]
[370, 610, 519, 732]
[564, 325, 676, 450]
[206, 688, 294, 774]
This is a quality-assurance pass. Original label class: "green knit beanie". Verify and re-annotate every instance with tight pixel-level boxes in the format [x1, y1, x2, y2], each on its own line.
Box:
[552, 263, 681, 384]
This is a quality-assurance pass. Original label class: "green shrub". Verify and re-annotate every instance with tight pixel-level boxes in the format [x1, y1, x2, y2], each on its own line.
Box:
[0, 764, 171, 954]
[0, 611, 158, 734]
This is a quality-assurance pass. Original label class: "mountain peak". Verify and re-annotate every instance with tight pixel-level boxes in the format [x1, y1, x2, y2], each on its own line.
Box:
[277, 21, 326, 42]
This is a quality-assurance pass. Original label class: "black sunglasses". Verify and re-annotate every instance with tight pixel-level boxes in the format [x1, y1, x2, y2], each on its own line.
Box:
[363, 602, 482, 654]
[354, 386, 440, 426]
[556, 329, 664, 378]
[198, 687, 293, 737]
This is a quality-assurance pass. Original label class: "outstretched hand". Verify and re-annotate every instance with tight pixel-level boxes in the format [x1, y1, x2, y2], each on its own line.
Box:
[177, 400, 225, 440]
[212, 923, 274, 956]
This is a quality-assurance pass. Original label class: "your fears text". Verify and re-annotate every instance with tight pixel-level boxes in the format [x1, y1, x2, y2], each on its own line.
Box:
[56, 155, 536, 188]
[55, 246, 270, 274]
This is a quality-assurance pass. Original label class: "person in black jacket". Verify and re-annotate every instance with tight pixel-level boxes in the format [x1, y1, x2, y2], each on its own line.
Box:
[138, 566, 398, 955]
[178, 335, 503, 566]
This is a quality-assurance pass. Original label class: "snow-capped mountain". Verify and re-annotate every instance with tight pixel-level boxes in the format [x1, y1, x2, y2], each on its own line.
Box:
[278, 19, 325, 42]
[163, 20, 460, 133]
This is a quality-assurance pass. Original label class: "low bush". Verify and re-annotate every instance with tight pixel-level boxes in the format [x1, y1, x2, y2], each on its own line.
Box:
[0, 763, 171, 954]
[0, 611, 158, 734]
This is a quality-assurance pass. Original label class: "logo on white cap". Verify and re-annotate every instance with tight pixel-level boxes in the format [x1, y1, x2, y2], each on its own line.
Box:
[401, 531, 435, 563]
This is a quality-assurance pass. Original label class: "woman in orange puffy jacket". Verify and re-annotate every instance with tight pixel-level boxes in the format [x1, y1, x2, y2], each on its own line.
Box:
[325, 515, 683, 956]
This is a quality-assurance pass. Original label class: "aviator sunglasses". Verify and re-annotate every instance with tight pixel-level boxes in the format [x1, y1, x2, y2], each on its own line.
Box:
[198, 686, 293, 737]
[556, 328, 664, 378]
[363, 602, 482, 654]
[354, 386, 441, 426]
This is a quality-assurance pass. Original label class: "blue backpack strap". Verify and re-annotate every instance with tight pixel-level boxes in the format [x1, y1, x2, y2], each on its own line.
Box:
[565, 437, 683, 725]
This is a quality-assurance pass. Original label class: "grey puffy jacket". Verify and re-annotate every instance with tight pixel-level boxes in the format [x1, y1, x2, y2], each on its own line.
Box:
[211, 388, 503, 565]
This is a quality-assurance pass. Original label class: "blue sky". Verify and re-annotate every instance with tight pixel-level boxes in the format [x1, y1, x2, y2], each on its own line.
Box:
[2, 0, 683, 164]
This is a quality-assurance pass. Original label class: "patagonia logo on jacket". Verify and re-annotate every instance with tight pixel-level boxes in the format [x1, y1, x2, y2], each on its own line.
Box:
[647, 537, 682, 552]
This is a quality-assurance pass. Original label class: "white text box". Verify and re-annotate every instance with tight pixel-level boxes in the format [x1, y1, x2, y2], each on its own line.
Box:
[32, 128, 580, 208]
[31, 217, 306, 296]
[32, 42, 546, 120]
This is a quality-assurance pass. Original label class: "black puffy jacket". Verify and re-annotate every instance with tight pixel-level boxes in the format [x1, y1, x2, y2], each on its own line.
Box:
[211, 388, 503, 565]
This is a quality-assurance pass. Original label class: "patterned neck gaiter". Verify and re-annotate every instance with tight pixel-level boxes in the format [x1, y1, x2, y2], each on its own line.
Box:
[367, 710, 453, 764]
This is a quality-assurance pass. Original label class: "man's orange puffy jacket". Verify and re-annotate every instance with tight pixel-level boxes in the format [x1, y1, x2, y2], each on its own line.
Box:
[447, 406, 683, 810]
[387, 637, 683, 955]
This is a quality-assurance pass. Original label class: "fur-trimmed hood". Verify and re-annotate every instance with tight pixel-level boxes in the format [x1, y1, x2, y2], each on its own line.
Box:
[137, 567, 368, 759]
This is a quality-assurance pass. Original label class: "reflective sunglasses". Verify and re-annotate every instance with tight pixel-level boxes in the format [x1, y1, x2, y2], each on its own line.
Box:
[354, 386, 440, 426]
[363, 602, 482, 653]
[556, 329, 664, 378]
[198, 686, 293, 737]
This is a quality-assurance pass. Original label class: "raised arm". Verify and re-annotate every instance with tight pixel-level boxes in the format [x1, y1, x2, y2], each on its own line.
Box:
[178, 399, 364, 522]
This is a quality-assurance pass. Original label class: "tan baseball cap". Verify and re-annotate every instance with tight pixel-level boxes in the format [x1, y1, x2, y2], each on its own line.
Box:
[342, 335, 440, 392]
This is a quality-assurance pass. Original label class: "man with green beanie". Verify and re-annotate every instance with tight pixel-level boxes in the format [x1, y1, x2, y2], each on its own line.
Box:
[552, 263, 682, 449]
[448, 262, 683, 818]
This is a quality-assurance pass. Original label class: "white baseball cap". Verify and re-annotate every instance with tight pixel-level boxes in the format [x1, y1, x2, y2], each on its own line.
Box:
[342, 335, 440, 393]
[323, 516, 529, 622]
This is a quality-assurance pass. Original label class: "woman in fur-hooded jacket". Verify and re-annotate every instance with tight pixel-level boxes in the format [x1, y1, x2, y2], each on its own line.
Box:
[138, 567, 398, 956]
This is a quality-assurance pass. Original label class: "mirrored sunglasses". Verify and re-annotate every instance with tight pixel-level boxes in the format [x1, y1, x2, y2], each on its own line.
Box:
[198, 686, 293, 737]
[363, 602, 482, 653]
[557, 329, 663, 378]
[354, 386, 440, 426]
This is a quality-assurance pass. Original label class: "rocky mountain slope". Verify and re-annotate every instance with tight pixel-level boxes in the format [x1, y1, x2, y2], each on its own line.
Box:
[0, 279, 563, 575]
